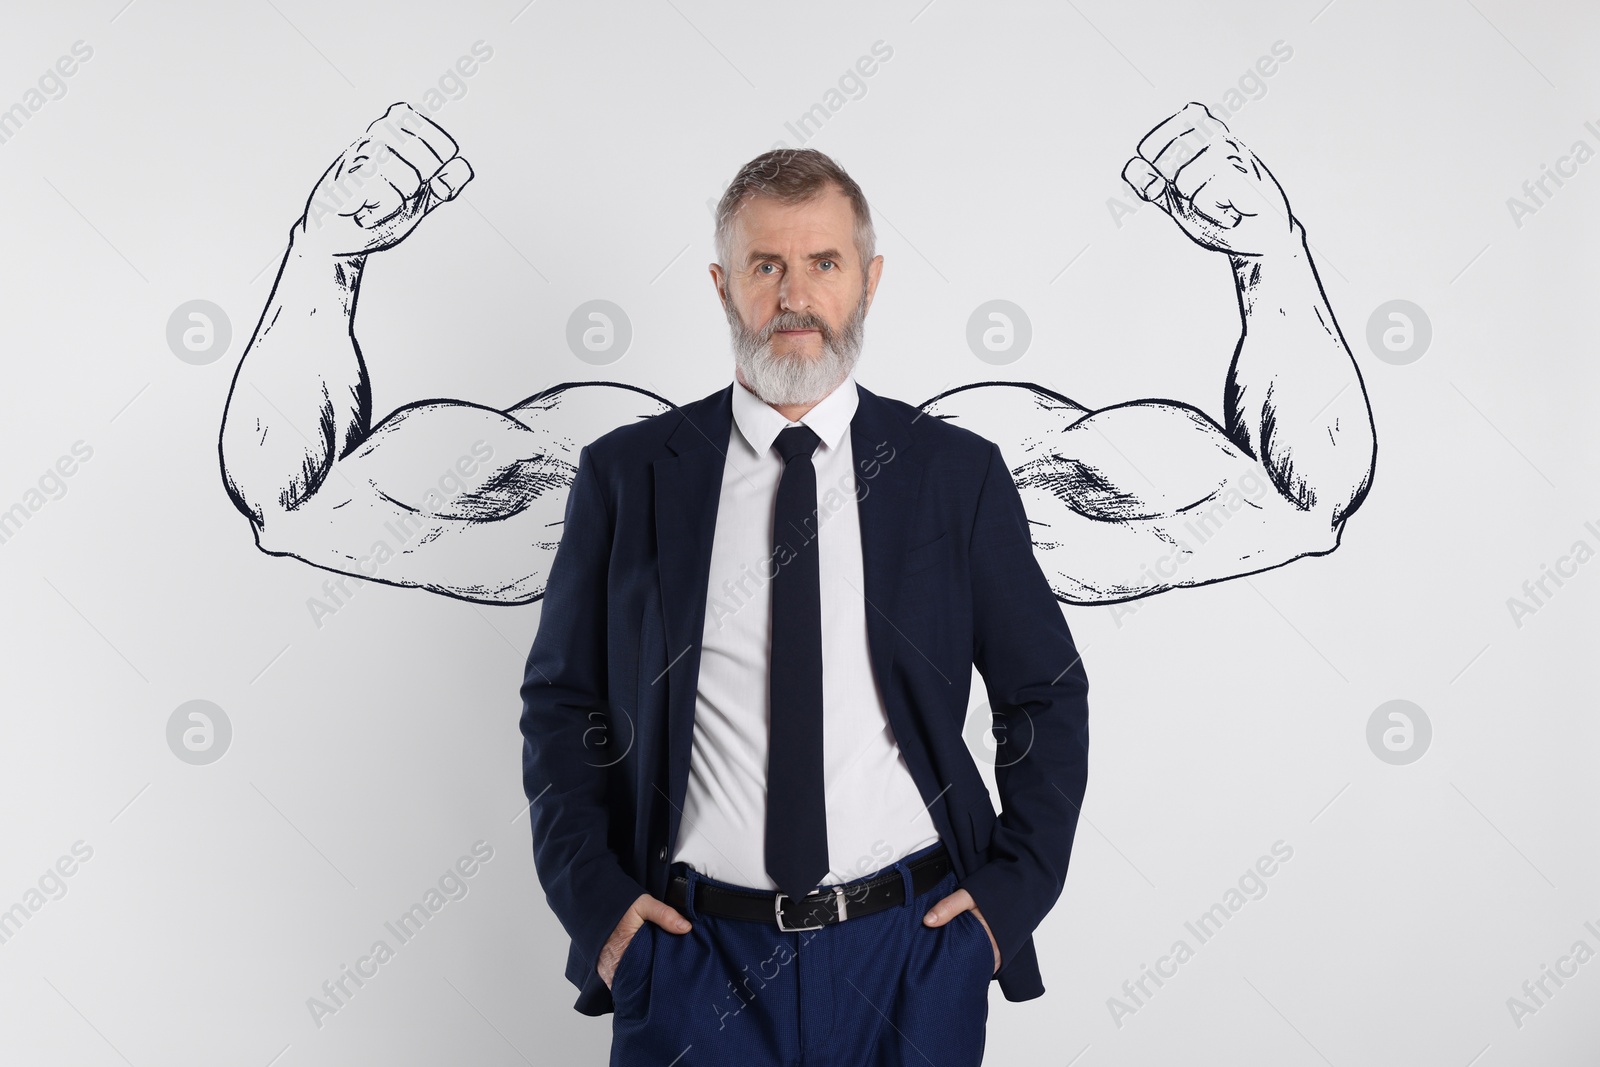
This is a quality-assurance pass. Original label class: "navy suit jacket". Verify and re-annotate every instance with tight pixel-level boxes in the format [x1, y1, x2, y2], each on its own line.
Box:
[520, 381, 1090, 1016]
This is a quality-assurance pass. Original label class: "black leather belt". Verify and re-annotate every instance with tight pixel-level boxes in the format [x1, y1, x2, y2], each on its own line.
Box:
[664, 845, 951, 931]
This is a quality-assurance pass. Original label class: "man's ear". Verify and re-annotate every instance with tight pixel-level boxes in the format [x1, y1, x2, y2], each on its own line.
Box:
[709, 263, 728, 309]
[864, 254, 884, 310]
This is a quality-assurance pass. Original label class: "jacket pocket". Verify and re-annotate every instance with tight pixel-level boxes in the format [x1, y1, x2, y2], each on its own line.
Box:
[636, 581, 666, 718]
[901, 532, 951, 576]
[969, 806, 996, 855]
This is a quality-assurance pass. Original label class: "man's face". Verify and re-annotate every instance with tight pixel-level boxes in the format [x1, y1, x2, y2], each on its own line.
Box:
[711, 185, 883, 406]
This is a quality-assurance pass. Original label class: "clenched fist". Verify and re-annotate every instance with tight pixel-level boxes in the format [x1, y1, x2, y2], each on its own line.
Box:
[1122, 103, 1297, 258]
[291, 102, 473, 258]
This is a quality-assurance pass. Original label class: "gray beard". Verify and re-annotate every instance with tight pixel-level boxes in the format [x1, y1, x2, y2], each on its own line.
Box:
[727, 286, 868, 407]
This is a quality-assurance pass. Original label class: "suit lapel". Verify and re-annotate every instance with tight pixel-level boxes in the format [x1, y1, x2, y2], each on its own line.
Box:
[848, 384, 920, 703]
[653, 386, 734, 850]
[850, 387, 949, 846]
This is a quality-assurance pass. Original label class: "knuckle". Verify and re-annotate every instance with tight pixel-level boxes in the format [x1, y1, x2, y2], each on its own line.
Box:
[378, 103, 415, 130]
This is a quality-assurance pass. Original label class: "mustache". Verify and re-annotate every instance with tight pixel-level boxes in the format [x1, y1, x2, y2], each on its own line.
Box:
[757, 310, 832, 344]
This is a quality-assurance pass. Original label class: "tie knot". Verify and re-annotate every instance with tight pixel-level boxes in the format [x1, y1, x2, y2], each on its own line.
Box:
[773, 424, 821, 464]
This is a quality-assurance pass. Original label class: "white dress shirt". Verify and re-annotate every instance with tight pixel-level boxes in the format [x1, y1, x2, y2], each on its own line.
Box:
[669, 370, 943, 889]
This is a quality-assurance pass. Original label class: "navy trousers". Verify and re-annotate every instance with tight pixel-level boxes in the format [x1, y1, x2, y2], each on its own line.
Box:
[608, 840, 991, 1066]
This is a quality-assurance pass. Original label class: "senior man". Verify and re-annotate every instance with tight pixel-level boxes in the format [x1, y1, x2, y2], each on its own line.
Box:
[520, 141, 1088, 1066]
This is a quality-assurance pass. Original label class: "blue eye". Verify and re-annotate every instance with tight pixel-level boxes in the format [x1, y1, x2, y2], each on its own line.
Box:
[818, 260, 835, 271]
[757, 263, 777, 274]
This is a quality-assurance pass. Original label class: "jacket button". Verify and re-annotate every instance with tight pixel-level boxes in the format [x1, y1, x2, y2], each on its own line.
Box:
[658, 847, 666, 861]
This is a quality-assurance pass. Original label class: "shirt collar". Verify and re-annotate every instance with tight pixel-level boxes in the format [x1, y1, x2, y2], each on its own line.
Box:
[731, 370, 858, 458]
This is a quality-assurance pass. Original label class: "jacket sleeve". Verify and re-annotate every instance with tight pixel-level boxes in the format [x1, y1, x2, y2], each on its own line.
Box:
[519, 443, 647, 986]
[956, 440, 1091, 973]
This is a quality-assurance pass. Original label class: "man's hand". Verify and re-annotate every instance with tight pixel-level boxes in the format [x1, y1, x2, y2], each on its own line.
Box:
[1122, 102, 1296, 258]
[597, 893, 692, 990]
[291, 102, 474, 259]
[923, 888, 1000, 976]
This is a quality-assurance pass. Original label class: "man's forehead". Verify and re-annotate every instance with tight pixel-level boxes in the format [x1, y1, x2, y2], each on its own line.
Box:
[728, 189, 855, 254]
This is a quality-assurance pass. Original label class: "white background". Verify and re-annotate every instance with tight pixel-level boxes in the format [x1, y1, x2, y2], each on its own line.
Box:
[1, 1, 1596, 1064]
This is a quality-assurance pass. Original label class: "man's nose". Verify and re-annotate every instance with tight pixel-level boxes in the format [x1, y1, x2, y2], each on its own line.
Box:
[777, 272, 815, 317]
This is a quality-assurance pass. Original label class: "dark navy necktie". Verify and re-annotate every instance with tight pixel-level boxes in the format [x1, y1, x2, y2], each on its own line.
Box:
[766, 424, 828, 901]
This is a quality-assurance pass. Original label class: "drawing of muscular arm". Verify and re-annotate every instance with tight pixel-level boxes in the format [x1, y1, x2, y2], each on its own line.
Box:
[219, 104, 670, 604]
[924, 104, 1376, 604]
[223, 102, 1372, 608]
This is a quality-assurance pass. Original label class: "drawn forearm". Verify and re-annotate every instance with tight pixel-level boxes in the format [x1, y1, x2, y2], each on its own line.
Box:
[1223, 226, 1375, 525]
[220, 240, 369, 528]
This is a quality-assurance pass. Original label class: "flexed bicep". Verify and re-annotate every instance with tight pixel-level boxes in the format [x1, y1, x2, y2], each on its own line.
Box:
[921, 103, 1374, 604]
[252, 383, 671, 605]
[923, 383, 1336, 604]
[219, 102, 672, 603]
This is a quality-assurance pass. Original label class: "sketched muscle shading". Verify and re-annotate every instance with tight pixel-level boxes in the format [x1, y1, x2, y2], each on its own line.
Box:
[219, 103, 1375, 608]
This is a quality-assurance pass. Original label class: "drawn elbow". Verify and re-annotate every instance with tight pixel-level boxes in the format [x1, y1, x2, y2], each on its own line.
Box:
[1295, 506, 1343, 557]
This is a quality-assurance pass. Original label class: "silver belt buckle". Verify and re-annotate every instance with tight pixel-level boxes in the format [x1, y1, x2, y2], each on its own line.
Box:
[775, 886, 848, 931]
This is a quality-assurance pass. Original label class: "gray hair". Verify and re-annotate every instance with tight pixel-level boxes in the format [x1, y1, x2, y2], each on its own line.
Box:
[713, 148, 876, 276]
